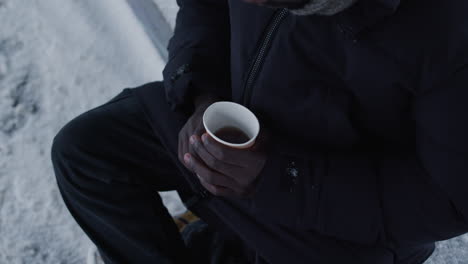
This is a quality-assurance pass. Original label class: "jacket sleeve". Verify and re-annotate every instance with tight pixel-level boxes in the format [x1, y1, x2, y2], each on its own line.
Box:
[162, 0, 231, 116]
[248, 64, 468, 247]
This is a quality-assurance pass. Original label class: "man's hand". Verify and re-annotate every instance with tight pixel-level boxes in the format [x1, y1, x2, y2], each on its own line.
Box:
[183, 126, 271, 199]
[178, 94, 221, 176]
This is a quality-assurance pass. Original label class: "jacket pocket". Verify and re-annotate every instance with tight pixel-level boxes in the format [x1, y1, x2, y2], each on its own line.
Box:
[296, 153, 383, 245]
[295, 155, 321, 231]
[249, 152, 304, 228]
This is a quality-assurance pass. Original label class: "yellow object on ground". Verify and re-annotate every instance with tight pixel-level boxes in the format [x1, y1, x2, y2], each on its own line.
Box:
[173, 211, 200, 232]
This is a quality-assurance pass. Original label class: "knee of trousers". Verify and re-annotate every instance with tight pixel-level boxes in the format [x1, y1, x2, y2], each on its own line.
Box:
[51, 110, 101, 186]
[52, 112, 85, 158]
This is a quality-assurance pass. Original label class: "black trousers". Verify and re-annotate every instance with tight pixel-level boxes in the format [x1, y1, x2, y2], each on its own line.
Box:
[51, 83, 253, 264]
[51, 81, 435, 264]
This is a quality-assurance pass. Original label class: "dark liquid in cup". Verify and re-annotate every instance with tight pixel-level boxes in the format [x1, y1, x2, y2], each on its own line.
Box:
[214, 126, 250, 144]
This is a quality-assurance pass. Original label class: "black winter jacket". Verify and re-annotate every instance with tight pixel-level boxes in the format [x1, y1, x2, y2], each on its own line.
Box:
[141, 0, 468, 262]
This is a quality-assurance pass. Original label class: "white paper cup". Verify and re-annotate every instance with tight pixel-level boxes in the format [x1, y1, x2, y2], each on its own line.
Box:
[202, 101, 260, 149]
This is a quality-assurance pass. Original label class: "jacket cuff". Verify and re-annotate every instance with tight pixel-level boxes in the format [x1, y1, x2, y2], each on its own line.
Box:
[163, 48, 197, 116]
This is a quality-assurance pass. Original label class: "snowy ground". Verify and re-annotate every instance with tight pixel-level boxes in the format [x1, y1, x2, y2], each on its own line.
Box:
[0, 0, 184, 263]
[0, 0, 467, 263]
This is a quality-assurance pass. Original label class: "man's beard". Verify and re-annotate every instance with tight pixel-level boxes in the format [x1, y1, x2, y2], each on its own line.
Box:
[260, 0, 358, 16]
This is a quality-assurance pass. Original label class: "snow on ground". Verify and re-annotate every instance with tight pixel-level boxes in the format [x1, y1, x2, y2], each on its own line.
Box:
[152, 0, 179, 30]
[0, 0, 467, 263]
[0, 0, 184, 263]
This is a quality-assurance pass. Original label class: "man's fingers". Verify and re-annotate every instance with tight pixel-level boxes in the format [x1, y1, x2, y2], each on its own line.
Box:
[188, 135, 202, 161]
[179, 132, 191, 171]
[180, 133, 200, 172]
[185, 153, 240, 189]
[197, 175, 237, 197]
[200, 133, 252, 167]
[194, 124, 206, 137]
[191, 135, 242, 178]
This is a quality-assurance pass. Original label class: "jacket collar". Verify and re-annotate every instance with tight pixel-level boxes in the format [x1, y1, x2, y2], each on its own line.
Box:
[335, 0, 401, 38]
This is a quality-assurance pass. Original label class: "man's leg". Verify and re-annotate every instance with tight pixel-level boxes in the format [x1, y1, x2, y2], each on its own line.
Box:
[51, 87, 196, 263]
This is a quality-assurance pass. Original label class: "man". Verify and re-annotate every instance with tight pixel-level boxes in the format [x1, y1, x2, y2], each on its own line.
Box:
[51, 0, 468, 263]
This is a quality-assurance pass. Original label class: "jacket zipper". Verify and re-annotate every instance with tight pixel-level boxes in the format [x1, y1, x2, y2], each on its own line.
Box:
[186, 9, 288, 210]
[241, 9, 289, 108]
